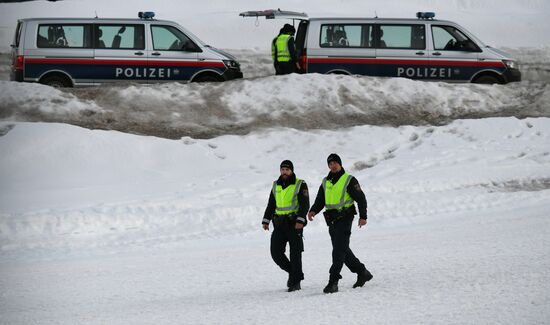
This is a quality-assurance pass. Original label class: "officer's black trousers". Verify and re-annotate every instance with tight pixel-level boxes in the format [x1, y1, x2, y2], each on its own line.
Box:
[275, 62, 296, 75]
[328, 215, 366, 282]
[270, 217, 304, 284]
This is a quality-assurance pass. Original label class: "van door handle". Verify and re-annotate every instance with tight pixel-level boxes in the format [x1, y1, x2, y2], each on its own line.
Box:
[432, 52, 442, 56]
[152, 52, 161, 56]
[415, 51, 425, 55]
[134, 51, 144, 56]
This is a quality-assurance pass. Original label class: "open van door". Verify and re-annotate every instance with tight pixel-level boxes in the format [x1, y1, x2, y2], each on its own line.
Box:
[239, 9, 308, 21]
[239, 9, 309, 73]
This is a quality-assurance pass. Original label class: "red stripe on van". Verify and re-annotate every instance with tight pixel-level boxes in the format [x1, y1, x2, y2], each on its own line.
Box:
[25, 58, 225, 68]
[308, 57, 505, 68]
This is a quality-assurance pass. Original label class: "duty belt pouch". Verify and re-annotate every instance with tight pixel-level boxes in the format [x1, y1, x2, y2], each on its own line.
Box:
[323, 210, 340, 226]
[272, 215, 285, 228]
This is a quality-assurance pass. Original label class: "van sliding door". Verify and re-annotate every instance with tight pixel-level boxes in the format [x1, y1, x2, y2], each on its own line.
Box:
[93, 24, 147, 84]
[374, 24, 429, 79]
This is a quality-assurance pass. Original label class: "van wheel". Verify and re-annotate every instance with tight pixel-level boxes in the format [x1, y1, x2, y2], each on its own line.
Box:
[473, 75, 500, 85]
[193, 74, 222, 83]
[40, 75, 72, 88]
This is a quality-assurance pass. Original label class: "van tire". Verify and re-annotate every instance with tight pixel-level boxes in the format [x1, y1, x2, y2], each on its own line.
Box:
[193, 74, 222, 83]
[40, 74, 72, 88]
[473, 75, 500, 85]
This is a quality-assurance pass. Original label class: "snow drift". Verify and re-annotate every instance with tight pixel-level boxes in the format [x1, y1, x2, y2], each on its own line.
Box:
[1, 74, 549, 138]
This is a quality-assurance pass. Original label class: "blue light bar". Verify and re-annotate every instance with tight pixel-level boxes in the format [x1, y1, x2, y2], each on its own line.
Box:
[138, 11, 155, 19]
[416, 12, 435, 19]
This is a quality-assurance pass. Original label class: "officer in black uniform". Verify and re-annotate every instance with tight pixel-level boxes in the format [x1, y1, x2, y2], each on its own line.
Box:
[271, 24, 300, 75]
[263, 160, 309, 292]
[308, 154, 373, 293]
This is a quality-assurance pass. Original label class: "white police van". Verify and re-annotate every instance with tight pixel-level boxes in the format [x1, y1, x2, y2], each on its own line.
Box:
[240, 10, 521, 84]
[10, 12, 243, 87]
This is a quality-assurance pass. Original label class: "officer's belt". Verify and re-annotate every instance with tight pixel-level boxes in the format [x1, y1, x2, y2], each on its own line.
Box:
[273, 213, 297, 219]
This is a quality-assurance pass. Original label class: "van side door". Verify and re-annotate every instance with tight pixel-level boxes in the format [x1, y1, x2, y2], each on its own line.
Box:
[308, 23, 376, 75]
[93, 23, 147, 84]
[374, 23, 428, 79]
[429, 25, 483, 82]
[147, 24, 200, 82]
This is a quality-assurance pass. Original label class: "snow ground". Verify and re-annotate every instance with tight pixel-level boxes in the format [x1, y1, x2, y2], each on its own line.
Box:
[1, 118, 549, 324]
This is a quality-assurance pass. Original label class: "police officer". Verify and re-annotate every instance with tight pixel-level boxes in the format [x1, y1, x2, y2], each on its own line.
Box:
[307, 154, 373, 293]
[271, 24, 300, 75]
[263, 160, 309, 292]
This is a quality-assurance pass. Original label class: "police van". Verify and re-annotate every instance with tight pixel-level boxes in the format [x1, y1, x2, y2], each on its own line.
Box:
[10, 12, 243, 87]
[240, 10, 521, 84]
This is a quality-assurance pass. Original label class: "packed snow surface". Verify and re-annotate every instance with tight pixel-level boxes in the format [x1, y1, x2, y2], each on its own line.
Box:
[1, 118, 549, 324]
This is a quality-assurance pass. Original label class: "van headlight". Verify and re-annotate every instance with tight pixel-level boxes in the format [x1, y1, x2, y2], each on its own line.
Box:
[223, 60, 240, 69]
[503, 60, 519, 70]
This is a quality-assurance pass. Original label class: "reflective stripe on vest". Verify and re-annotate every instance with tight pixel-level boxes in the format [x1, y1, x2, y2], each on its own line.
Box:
[272, 178, 303, 215]
[275, 34, 291, 62]
[322, 173, 354, 210]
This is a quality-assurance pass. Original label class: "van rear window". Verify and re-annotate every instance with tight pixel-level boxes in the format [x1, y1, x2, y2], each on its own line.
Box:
[320, 24, 373, 48]
[37, 24, 92, 48]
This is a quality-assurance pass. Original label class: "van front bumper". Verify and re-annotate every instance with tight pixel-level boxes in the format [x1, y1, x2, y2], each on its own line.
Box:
[222, 68, 243, 81]
[503, 68, 521, 83]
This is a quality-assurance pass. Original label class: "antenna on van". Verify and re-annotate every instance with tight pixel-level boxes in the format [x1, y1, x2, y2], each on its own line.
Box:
[94, 11, 98, 18]
[374, 11, 378, 18]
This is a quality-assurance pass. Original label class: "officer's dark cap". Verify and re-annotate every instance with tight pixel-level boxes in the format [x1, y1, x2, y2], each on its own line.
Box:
[327, 153, 342, 166]
[280, 160, 294, 171]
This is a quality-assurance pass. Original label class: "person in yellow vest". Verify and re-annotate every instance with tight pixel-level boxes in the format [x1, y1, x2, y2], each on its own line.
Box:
[271, 24, 300, 75]
[262, 160, 309, 292]
[308, 153, 373, 293]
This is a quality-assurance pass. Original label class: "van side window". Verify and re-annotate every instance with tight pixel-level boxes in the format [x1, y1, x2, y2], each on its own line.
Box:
[320, 24, 373, 48]
[95, 25, 145, 50]
[37, 24, 92, 48]
[377, 25, 425, 49]
[151, 25, 200, 52]
[432, 25, 480, 52]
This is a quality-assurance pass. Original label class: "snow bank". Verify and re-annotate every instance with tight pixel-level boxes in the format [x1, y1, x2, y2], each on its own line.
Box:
[1, 118, 549, 254]
[0, 81, 102, 120]
[2, 75, 549, 138]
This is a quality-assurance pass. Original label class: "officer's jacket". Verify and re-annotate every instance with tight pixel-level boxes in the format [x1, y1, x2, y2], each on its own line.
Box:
[263, 173, 310, 225]
[310, 168, 368, 219]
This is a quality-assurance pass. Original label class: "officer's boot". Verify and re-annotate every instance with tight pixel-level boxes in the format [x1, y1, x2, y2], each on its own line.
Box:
[288, 281, 301, 292]
[353, 269, 373, 288]
[287, 274, 292, 288]
[323, 279, 339, 294]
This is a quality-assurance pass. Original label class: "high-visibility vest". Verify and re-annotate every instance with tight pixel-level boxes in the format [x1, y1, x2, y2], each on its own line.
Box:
[323, 173, 354, 211]
[272, 178, 303, 215]
[274, 34, 291, 62]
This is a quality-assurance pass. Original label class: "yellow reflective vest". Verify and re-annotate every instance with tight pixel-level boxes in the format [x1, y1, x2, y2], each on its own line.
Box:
[323, 173, 354, 211]
[272, 34, 292, 62]
[272, 178, 303, 215]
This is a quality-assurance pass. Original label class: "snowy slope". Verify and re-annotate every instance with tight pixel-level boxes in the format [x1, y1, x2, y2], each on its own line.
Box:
[0, 119, 549, 324]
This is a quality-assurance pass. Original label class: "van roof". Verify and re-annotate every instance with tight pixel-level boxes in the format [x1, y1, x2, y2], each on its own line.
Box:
[308, 17, 453, 23]
[18, 17, 175, 23]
